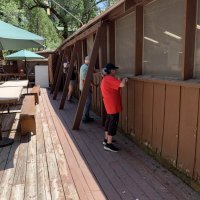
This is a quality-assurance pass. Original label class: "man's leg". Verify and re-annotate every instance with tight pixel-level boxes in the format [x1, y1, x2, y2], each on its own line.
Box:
[67, 81, 74, 101]
[103, 114, 109, 144]
[83, 89, 92, 121]
[104, 113, 119, 152]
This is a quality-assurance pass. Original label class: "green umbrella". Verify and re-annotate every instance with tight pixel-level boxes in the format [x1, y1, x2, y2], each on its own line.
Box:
[5, 50, 45, 79]
[0, 20, 44, 50]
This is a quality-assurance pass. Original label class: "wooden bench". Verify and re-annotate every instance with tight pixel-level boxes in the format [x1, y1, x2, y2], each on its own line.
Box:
[29, 85, 40, 104]
[19, 95, 36, 135]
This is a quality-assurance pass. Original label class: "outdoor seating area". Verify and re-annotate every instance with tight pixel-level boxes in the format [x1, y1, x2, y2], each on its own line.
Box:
[2, 0, 200, 199]
[0, 89, 199, 199]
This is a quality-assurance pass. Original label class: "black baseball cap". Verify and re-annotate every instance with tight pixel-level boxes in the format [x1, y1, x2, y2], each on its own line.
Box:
[104, 63, 119, 71]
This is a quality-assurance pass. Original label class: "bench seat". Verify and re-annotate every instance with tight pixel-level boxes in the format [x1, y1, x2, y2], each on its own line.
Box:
[20, 95, 36, 135]
[29, 85, 40, 104]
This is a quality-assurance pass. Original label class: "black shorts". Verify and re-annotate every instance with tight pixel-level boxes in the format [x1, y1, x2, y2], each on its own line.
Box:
[105, 113, 119, 136]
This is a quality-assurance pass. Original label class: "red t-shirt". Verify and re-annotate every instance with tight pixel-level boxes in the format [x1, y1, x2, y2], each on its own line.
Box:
[100, 75, 122, 114]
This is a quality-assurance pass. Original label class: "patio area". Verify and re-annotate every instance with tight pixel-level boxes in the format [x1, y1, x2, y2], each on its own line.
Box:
[0, 88, 199, 200]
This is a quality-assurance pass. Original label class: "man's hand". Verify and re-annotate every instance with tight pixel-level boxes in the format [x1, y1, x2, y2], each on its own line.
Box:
[119, 77, 128, 88]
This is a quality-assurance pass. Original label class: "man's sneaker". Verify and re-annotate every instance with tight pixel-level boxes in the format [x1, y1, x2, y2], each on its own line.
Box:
[87, 117, 94, 122]
[67, 98, 74, 103]
[104, 143, 119, 152]
[102, 139, 116, 145]
[82, 117, 94, 123]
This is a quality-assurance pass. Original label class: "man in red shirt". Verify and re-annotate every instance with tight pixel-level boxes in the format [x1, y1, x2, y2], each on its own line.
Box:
[101, 63, 128, 152]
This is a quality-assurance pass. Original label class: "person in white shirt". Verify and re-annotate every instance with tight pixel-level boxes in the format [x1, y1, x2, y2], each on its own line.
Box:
[79, 56, 94, 123]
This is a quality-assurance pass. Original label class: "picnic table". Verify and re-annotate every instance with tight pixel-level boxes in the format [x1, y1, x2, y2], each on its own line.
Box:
[0, 86, 23, 147]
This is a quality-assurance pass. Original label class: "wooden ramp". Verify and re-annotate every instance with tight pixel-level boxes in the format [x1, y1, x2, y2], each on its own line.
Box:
[0, 88, 199, 200]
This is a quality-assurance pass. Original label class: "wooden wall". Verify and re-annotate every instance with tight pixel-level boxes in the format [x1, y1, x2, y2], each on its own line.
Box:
[133, 79, 200, 181]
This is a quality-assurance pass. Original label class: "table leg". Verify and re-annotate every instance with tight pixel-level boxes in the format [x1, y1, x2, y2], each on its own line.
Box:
[0, 112, 14, 148]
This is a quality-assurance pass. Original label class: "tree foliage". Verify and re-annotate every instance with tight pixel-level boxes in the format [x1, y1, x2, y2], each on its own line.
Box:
[0, 0, 119, 49]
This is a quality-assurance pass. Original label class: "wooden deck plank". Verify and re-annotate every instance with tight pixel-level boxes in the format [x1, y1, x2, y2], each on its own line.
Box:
[41, 120, 65, 199]
[25, 134, 37, 200]
[40, 97, 77, 200]
[42, 90, 104, 200]
[41, 111, 80, 199]
[11, 135, 29, 199]
[0, 111, 21, 200]
[36, 105, 51, 200]
[13, 135, 29, 186]
[0, 142, 20, 200]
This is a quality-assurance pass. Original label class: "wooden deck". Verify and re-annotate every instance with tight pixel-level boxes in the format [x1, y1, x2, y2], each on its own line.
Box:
[0, 88, 199, 200]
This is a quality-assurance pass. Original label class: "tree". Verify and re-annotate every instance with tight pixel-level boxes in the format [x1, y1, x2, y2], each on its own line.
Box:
[0, 0, 62, 49]
[0, 0, 119, 49]
[23, 0, 112, 38]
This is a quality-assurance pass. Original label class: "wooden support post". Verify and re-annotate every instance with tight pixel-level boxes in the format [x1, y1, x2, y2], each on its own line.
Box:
[99, 25, 108, 125]
[59, 43, 79, 109]
[182, 0, 197, 80]
[53, 49, 67, 100]
[76, 42, 83, 98]
[50, 51, 63, 94]
[125, 0, 136, 10]
[82, 40, 87, 62]
[108, 22, 115, 64]
[77, 44, 82, 68]
[72, 26, 102, 130]
[48, 54, 54, 86]
[135, 4, 143, 76]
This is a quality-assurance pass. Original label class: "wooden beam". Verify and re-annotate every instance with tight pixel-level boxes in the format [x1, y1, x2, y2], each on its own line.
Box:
[77, 42, 83, 70]
[182, 0, 197, 80]
[99, 25, 108, 125]
[52, 49, 67, 100]
[59, 43, 79, 109]
[108, 22, 115, 64]
[82, 40, 87, 62]
[72, 26, 102, 130]
[135, 4, 143, 75]
[48, 54, 54, 86]
[61, 22, 102, 50]
[125, 0, 136, 10]
[50, 51, 63, 94]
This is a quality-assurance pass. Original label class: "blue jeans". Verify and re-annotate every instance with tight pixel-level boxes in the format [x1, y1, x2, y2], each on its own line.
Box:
[83, 89, 92, 120]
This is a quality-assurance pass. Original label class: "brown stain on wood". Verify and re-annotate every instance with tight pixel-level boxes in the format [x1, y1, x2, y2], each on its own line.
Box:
[142, 82, 153, 148]
[162, 85, 180, 166]
[152, 83, 165, 154]
[177, 87, 199, 177]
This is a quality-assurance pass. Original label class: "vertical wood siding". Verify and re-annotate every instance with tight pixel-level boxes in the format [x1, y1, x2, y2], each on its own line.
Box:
[142, 82, 153, 147]
[134, 81, 143, 141]
[195, 101, 200, 181]
[152, 83, 165, 154]
[177, 87, 199, 177]
[127, 79, 135, 136]
[121, 85, 128, 133]
[162, 85, 180, 167]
